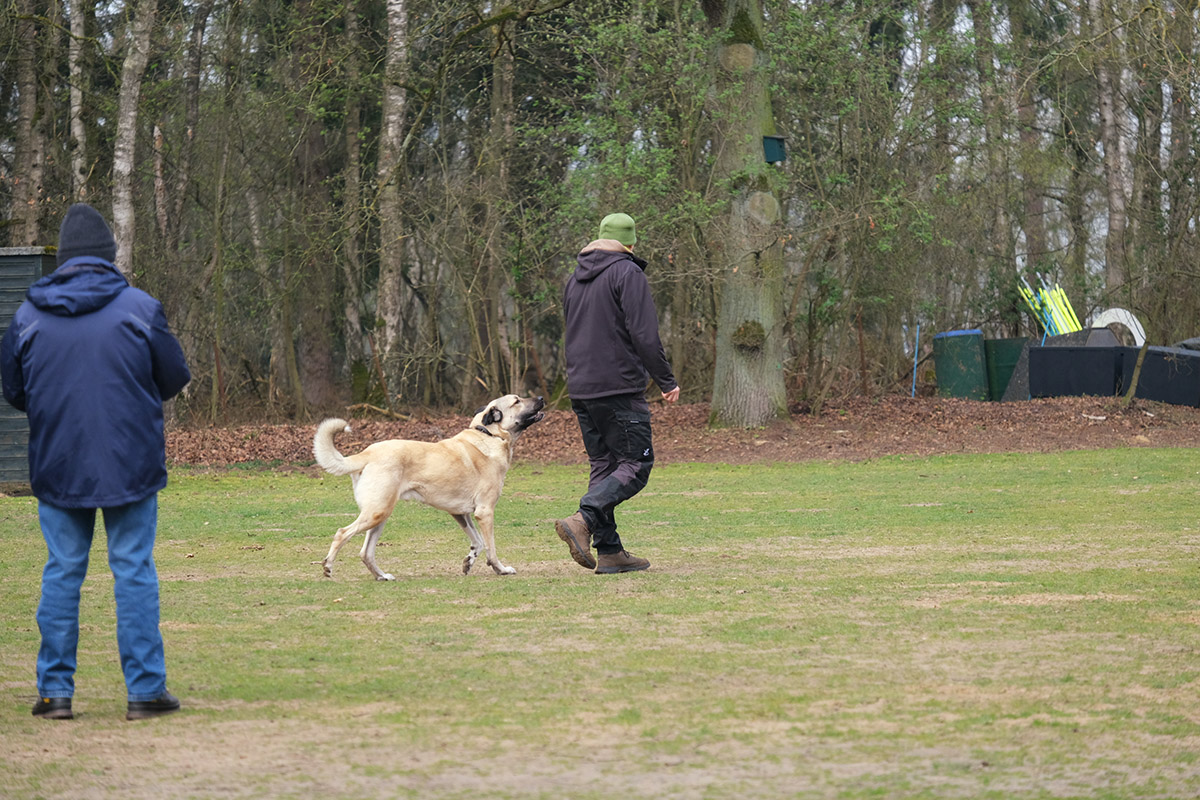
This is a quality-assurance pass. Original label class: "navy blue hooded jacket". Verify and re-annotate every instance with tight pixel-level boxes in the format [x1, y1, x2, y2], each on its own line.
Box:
[0, 257, 191, 508]
[563, 239, 677, 400]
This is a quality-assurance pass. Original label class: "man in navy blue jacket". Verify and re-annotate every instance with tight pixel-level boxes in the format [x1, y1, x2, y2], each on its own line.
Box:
[1, 203, 191, 720]
[555, 213, 680, 574]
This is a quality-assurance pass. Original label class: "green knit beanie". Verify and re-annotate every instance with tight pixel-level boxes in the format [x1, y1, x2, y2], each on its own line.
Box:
[597, 213, 637, 246]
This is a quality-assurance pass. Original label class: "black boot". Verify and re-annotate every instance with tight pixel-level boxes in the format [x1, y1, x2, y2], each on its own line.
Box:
[32, 697, 73, 720]
[126, 691, 181, 721]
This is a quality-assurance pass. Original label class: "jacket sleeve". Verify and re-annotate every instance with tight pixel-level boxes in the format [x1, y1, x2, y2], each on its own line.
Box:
[148, 301, 191, 401]
[0, 315, 27, 411]
[616, 265, 678, 394]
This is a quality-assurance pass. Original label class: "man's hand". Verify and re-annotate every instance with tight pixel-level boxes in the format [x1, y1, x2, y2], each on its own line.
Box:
[662, 386, 680, 404]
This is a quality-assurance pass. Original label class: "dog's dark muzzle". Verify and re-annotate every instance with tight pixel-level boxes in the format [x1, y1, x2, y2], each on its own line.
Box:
[517, 396, 546, 430]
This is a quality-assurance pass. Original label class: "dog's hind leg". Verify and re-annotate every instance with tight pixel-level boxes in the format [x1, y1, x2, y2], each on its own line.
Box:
[358, 522, 394, 581]
[319, 510, 387, 579]
[474, 507, 515, 576]
[452, 514, 486, 574]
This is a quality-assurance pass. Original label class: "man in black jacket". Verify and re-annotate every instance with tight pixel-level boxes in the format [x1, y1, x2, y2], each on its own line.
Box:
[555, 213, 680, 574]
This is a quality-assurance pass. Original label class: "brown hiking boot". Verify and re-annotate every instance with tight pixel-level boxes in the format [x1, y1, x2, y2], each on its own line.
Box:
[555, 512, 595, 570]
[595, 550, 650, 574]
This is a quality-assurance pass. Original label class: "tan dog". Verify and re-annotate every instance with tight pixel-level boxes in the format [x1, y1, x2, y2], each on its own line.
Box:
[312, 394, 545, 580]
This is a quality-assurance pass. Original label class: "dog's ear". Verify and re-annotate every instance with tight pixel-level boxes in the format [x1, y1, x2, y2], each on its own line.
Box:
[483, 406, 503, 426]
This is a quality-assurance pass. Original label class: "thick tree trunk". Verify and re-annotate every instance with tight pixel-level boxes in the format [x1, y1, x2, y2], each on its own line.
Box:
[112, 0, 158, 280]
[703, 3, 787, 428]
[13, 0, 43, 246]
[287, 9, 340, 414]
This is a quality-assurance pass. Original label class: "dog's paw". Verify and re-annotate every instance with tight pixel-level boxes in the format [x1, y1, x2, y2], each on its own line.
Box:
[376, 572, 395, 581]
[489, 561, 516, 576]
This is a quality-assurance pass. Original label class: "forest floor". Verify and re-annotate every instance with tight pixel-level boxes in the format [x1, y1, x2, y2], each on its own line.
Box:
[167, 394, 1200, 468]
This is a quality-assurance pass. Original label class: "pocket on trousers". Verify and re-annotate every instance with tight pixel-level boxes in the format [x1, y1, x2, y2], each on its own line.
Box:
[615, 411, 653, 462]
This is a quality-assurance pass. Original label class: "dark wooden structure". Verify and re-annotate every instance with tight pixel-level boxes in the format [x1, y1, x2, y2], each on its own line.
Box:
[0, 247, 54, 483]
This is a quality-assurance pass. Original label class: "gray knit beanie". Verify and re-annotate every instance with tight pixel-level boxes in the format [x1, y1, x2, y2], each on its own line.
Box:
[56, 203, 117, 267]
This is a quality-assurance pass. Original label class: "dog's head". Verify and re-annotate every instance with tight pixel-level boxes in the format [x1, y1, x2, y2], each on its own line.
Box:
[472, 394, 546, 441]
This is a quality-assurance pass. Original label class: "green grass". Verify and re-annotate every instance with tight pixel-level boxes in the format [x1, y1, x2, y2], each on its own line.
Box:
[2, 449, 1199, 798]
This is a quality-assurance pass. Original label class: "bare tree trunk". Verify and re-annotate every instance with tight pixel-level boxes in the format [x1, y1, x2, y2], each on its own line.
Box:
[13, 0, 43, 245]
[483, 30, 517, 398]
[1131, 58, 1163, 291]
[968, 0, 1012, 281]
[1166, 5, 1193, 259]
[207, 134, 230, 422]
[1010, 0, 1048, 270]
[35, 0, 60, 237]
[246, 190, 292, 414]
[1063, 111, 1091, 308]
[153, 123, 169, 238]
[112, 0, 158, 280]
[165, 0, 213, 252]
[340, 0, 366, 372]
[375, 0, 410, 409]
[1089, 0, 1131, 296]
[68, 0, 90, 198]
[285, 4, 339, 414]
[703, 1, 787, 428]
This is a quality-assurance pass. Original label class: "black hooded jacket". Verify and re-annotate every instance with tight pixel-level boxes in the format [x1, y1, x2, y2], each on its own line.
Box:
[563, 239, 678, 400]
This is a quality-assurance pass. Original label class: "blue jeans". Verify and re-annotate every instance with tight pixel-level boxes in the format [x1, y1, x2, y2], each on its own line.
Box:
[571, 393, 655, 554]
[36, 495, 167, 702]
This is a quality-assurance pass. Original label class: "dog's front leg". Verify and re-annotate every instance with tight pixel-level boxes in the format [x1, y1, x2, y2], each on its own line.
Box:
[475, 508, 515, 575]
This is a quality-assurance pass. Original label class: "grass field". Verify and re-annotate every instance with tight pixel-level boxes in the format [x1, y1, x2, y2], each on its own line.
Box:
[1, 448, 1198, 799]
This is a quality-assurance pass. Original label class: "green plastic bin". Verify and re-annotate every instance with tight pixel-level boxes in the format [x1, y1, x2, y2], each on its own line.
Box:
[984, 337, 1029, 401]
[933, 330, 988, 400]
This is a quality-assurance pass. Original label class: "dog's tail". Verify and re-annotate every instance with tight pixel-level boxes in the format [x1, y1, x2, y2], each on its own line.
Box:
[313, 418, 358, 476]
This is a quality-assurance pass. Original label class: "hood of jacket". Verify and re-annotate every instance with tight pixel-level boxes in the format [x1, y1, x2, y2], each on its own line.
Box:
[574, 239, 648, 282]
[27, 257, 129, 317]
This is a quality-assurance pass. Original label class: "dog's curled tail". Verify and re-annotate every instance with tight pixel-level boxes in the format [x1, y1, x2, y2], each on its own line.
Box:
[313, 418, 357, 475]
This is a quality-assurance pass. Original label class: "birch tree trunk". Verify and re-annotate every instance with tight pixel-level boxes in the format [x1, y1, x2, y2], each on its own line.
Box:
[703, 0, 787, 428]
[1089, 0, 1131, 296]
[375, 0, 410, 408]
[67, 0, 89, 199]
[112, 0, 158, 280]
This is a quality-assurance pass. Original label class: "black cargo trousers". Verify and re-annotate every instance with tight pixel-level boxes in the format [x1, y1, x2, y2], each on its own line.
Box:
[570, 392, 655, 554]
